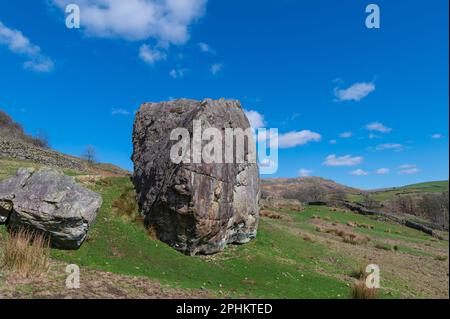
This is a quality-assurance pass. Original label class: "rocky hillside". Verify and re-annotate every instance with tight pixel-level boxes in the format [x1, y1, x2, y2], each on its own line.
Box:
[0, 109, 128, 176]
[0, 109, 47, 147]
[261, 176, 362, 199]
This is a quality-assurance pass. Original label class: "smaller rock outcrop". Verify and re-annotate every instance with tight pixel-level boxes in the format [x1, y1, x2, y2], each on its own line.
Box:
[0, 167, 102, 249]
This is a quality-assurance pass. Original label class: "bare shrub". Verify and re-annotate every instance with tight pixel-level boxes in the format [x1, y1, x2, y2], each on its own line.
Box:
[419, 192, 449, 229]
[328, 190, 348, 202]
[387, 192, 449, 229]
[82, 145, 97, 164]
[361, 193, 381, 209]
[285, 182, 327, 203]
[390, 195, 417, 216]
[31, 129, 50, 149]
[1, 229, 50, 278]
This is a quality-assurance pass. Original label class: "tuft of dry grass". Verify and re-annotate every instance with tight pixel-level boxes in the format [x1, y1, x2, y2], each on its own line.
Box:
[342, 233, 370, 245]
[435, 254, 448, 261]
[1, 229, 50, 278]
[322, 226, 370, 245]
[260, 210, 283, 220]
[301, 233, 316, 243]
[146, 225, 159, 240]
[349, 266, 367, 280]
[111, 187, 139, 222]
[375, 243, 393, 251]
[347, 221, 357, 228]
[351, 280, 379, 299]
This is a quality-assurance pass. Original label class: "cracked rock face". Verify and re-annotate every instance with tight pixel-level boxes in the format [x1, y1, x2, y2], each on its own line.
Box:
[132, 98, 260, 255]
[0, 167, 102, 249]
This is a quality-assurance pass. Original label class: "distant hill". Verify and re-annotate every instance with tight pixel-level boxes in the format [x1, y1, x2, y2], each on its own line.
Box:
[261, 177, 448, 202]
[261, 176, 362, 199]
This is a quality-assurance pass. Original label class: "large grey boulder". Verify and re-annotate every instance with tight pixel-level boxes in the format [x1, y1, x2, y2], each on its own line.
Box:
[132, 98, 260, 255]
[0, 167, 102, 249]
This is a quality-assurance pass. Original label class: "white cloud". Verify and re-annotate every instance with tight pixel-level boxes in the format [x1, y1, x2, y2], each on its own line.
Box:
[399, 167, 420, 175]
[277, 130, 322, 148]
[350, 169, 369, 176]
[329, 139, 337, 145]
[368, 133, 380, 139]
[298, 168, 313, 177]
[375, 168, 390, 175]
[198, 42, 214, 53]
[323, 154, 363, 167]
[112, 108, 130, 116]
[397, 164, 419, 175]
[23, 57, 54, 72]
[431, 133, 444, 139]
[365, 122, 392, 133]
[398, 164, 416, 169]
[334, 82, 375, 102]
[375, 143, 403, 151]
[169, 68, 188, 78]
[0, 20, 54, 72]
[139, 44, 167, 65]
[244, 110, 266, 129]
[244, 110, 322, 148]
[339, 131, 353, 138]
[51, 0, 207, 44]
[211, 63, 223, 75]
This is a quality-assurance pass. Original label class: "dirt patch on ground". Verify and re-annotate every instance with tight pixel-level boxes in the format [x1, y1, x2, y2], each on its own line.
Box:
[0, 261, 212, 299]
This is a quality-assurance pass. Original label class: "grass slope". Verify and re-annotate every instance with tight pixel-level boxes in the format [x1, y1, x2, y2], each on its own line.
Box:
[51, 177, 348, 298]
[348, 180, 449, 203]
[1, 162, 448, 298]
[400, 181, 449, 192]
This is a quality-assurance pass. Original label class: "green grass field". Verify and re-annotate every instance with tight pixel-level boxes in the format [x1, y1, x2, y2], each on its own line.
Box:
[348, 180, 449, 203]
[1, 163, 448, 298]
[49, 177, 448, 298]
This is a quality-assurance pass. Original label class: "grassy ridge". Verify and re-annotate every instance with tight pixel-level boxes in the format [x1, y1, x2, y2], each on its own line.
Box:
[347, 180, 449, 203]
[400, 181, 449, 192]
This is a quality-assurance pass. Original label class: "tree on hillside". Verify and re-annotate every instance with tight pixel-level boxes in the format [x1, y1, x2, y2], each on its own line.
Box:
[32, 129, 50, 149]
[419, 192, 449, 229]
[392, 195, 417, 216]
[285, 183, 327, 203]
[362, 193, 380, 209]
[329, 190, 348, 202]
[82, 145, 97, 164]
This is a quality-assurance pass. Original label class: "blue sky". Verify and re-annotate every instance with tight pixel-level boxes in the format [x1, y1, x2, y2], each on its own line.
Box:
[0, 0, 448, 189]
